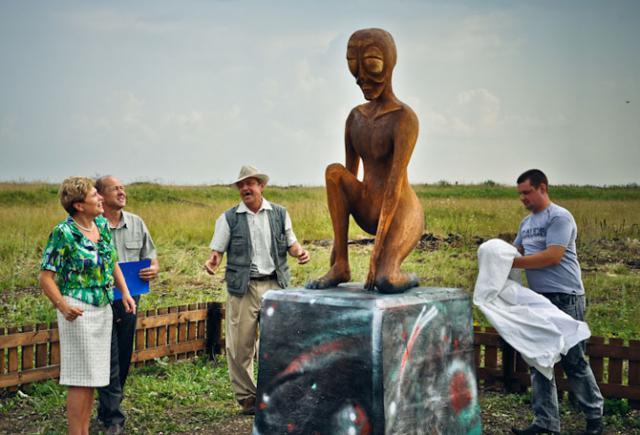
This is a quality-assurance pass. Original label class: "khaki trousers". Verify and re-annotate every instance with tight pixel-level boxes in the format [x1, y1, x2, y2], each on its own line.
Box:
[225, 278, 280, 402]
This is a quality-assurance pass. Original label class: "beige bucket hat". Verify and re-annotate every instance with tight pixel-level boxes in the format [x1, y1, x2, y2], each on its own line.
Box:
[232, 165, 269, 186]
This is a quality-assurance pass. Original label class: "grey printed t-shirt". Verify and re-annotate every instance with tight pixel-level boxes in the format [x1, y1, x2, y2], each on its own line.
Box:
[109, 211, 157, 262]
[514, 203, 584, 295]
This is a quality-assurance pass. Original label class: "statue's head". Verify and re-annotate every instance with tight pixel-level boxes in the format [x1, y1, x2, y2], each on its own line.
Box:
[347, 28, 397, 101]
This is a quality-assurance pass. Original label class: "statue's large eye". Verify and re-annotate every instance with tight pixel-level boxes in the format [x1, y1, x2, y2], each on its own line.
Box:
[347, 57, 358, 76]
[363, 56, 383, 74]
[363, 46, 384, 74]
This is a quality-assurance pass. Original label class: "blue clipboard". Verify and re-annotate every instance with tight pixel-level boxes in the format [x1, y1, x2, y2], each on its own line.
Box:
[114, 259, 151, 300]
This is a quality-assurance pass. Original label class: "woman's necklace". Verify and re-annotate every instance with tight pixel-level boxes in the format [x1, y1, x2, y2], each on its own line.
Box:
[73, 219, 95, 232]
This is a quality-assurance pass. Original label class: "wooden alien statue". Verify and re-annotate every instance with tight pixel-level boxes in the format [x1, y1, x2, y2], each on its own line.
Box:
[307, 28, 424, 294]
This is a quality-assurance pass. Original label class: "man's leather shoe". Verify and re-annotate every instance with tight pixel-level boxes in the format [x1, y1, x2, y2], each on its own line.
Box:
[238, 396, 256, 415]
[584, 417, 603, 435]
[511, 423, 559, 434]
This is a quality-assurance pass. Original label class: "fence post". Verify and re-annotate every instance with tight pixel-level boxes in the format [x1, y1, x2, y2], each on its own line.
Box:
[608, 338, 624, 388]
[145, 309, 157, 366]
[135, 311, 146, 368]
[473, 325, 481, 372]
[501, 341, 519, 393]
[515, 353, 530, 391]
[0, 327, 5, 376]
[35, 323, 48, 369]
[187, 304, 198, 359]
[168, 306, 178, 361]
[587, 336, 605, 384]
[629, 339, 640, 409]
[206, 302, 222, 360]
[21, 325, 34, 373]
[485, 327, 499, 388]
[7, 327, 19, 392]
[50, 322, 60, 366]
[157, 307, 168, 351]
[177, 305, 188, 360]
[197, 303, 207, 344]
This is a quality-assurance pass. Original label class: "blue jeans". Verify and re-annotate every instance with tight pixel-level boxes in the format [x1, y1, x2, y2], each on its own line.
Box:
[530, 293, 604, 432]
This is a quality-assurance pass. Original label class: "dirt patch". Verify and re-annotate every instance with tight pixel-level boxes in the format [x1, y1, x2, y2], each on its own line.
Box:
[183, 390, 640, 434]
[0, 286, 40, 305]
[201, 415, 253, 434]
[1, 389, 638, 434]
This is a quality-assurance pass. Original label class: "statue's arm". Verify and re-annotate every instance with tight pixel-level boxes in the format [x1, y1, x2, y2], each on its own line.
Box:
[366, 109, 419, 285]
[345, 112, 360, 176]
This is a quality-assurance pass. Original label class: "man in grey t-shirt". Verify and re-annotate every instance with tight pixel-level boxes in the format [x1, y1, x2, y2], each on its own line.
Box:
[511, 169, 603, 435]
[96, 175, 159, 434]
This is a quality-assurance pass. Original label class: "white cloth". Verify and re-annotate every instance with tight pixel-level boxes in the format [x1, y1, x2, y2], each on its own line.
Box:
[209, 199, 297, 276]
[473, 239, 591, 379]
[57, 296, 113, 387]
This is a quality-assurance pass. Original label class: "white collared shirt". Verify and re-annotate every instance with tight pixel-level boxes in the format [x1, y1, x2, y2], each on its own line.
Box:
[209, 199, 297, 275]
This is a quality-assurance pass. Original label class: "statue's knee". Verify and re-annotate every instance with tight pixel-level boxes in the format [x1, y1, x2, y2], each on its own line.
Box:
[325, 163, 345, 182]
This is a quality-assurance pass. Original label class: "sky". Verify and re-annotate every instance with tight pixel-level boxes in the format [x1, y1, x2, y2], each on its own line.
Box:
[1, 0, 639, 186]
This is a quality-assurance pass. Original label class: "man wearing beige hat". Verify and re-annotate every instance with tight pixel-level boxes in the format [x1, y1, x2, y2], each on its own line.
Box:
[204, 165, 310, 415]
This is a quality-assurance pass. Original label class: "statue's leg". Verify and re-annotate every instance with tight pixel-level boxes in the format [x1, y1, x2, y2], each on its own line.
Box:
[373, 193, 424, 294]
[306, 164, 367, 289]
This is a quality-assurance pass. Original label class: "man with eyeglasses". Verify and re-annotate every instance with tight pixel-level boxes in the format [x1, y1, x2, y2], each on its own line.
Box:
[95, 175, 159, 434]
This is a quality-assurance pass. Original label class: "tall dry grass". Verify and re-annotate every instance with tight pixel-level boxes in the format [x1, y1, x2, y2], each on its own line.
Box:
[1, 183, 639, 335]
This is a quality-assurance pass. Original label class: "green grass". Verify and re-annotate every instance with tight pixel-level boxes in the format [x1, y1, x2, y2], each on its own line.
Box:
[1, 183, 639, 339]
[1, 356, 638, 434]
[0, 355, 237, 434]
[415, 182, 640, 200]
[1, 181, 640, 432]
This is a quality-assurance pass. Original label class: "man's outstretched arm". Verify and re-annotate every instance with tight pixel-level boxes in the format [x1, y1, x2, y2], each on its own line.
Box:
[288, 242, 310, 264]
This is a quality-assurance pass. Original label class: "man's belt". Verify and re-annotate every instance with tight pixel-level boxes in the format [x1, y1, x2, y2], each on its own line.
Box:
[250, 273, 277, 282]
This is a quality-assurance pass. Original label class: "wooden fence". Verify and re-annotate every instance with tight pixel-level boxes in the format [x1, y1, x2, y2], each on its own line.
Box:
[0, 302, 223, 389]
[1, 306, 639, 408]
[474, 326, 640, 408]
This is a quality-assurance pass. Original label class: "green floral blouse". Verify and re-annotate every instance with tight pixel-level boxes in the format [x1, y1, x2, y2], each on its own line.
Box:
[40, 215, 118, 306]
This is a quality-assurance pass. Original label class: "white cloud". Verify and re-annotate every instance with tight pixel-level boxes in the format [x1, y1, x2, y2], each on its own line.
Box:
[295, 59, 327, 93]
[424, 88, 502, 137]
[166, 111, 205, 129]
[260, 30, 341, 59]
[118, 93, 159, 143]
[423, 87, 570, 140]
[62, 8, 179, 35]
[456, 89, 500, 128]
[408, 10, 521, 64]
[452, 11, 521, 58]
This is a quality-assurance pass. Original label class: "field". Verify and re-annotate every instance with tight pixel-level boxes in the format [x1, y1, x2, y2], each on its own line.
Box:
[1, 182, 640, 433]
[1, 182, 639, 337]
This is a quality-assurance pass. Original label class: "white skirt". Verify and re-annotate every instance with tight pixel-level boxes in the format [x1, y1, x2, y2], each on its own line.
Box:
[57, 296, 112, 387]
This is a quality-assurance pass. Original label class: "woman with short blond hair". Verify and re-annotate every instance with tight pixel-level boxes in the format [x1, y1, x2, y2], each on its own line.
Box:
[39, 176, 136, 435]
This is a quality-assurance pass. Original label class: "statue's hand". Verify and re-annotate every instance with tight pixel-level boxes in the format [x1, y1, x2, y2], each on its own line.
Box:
[365, 255, 377, 290]
[365, 270, 375, 290]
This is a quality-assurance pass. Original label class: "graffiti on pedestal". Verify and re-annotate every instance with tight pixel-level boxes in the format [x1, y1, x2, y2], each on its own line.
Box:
[254, 287, 481, 435]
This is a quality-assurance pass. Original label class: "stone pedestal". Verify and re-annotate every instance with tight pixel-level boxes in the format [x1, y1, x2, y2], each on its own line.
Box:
[253, 285, 481, 435]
